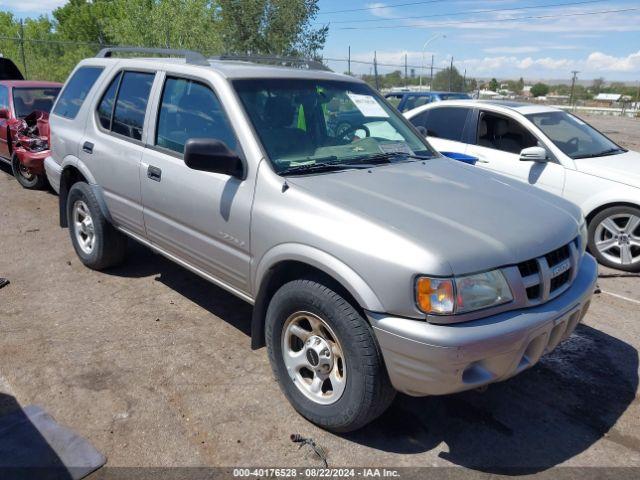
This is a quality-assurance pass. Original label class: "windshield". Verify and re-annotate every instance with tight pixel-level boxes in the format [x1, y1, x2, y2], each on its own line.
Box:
[233, 79, 435, 174]
[12, 87, 61, 117]
[526, 111, 624, 159]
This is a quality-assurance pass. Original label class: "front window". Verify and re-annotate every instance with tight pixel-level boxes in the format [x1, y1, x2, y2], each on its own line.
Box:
[233, 79, 434, 174]
[12, 87, 61, 117]
[526, 111, 624, 159]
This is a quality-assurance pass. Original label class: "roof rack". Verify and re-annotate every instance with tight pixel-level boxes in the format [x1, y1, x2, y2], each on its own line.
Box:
[95, 47, 209, 66]
[212, 54, 331, 72]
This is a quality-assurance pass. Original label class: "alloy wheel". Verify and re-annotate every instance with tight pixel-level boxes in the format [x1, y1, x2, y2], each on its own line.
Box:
[594, 213, 640, 266]
[281, 311, 347, 405]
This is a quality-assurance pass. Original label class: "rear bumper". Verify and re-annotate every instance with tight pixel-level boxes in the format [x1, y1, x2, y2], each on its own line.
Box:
[44, 156, 62, 194]
[14, 149, 48, 174]
[369, 253, 598, 396]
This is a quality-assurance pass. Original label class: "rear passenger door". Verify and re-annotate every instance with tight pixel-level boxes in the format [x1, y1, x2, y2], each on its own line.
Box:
[140, 74, 252, 294]
[81, 69, 156, 238]
[410, 106, 472, 155]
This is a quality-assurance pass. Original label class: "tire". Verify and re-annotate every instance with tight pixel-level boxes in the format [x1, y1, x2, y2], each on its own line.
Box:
[588, 205, 640, 272]
[12, 155, 46, 190]
[265, 278, 396, 432]
[66, 182, 127, 270]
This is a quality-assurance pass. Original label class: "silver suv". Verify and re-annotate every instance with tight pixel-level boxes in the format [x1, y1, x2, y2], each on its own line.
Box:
[45, 48, 597, 432]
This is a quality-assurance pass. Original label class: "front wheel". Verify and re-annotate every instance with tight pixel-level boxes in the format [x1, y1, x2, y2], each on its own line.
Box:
[588, 205, 640, 272]
[265, 278, 395, 432]
[12, 155, 46, 190]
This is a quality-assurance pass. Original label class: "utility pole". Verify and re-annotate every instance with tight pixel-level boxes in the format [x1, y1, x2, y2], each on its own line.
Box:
[18, 19, 27, 78]
[429, 54, 434, 91]
[404, 53, 408, 88]
[463, 69, 467, 93]
[569, 70, 579, 108]
[449, 56, 454, 91]
[373, 51, 380, 91]
[347, 46, 351, 76]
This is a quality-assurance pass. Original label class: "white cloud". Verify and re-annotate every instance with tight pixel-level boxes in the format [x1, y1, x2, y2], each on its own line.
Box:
[517, 56, 573, 70]
[586, 50, 640, 72]
[0, 0, 66, 13]
[366, 2, 396, 19]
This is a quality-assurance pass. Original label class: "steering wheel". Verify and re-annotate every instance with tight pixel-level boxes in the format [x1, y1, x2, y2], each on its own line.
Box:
[567, 136, 580, 153]
[336, 123, 371, 142]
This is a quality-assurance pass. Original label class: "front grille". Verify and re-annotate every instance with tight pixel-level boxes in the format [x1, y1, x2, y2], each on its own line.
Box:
[516, 240, 578, 305]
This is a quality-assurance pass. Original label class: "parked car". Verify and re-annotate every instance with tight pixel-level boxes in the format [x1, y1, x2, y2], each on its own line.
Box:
[405, 99, 640, 272]
[0, 79, 62, 188]
[46, 49, 596, 432]
[385, 90, 471, 112]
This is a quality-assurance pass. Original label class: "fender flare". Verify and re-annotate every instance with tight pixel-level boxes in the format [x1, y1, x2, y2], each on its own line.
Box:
[59, 157, 112, 227]
[250, 244, 385, 349]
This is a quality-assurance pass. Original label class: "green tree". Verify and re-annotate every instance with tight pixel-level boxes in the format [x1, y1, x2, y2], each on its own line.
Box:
[431, 66, 465, 91]
[217, 0, 327, 57]
[517, 77, 524, 92]
[530, 83, 549, 97]
[488, 78, 499, 92]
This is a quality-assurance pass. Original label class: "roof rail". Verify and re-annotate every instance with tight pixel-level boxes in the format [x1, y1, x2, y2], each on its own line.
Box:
[212, 54, 331, 72]
[95, 47, 209, 66]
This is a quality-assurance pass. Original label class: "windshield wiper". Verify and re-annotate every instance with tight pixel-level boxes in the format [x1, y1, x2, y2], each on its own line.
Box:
[346, 151, 434, 165]
[573, 147, 625, 159]
[278, 161, 370, 176]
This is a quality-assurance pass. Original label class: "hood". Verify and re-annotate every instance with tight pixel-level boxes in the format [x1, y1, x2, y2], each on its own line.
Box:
[575, 150, 640, 188]
[286, 158, 581, 275]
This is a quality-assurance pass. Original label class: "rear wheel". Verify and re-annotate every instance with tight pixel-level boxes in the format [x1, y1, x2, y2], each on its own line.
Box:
[66, 182, 127, 270]
[265, 278, 395, 432]
[12, 155, 46, 190]
[588, 205, 640, 272]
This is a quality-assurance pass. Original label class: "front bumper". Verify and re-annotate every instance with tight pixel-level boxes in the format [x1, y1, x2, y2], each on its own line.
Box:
[369, 253, 597, 396]
[44, 156, 62, 194]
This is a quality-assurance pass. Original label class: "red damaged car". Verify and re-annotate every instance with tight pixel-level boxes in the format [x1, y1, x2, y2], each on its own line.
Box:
[0, 79, 62, 189]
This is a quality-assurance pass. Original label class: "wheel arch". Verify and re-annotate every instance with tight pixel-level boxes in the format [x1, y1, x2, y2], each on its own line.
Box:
[58, 161, 111, 229]
[250, 246, 384, 350]
[585, 201, 640, 225]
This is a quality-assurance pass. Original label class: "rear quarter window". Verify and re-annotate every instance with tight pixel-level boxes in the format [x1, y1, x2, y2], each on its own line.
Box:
[53, 66, 104, 119]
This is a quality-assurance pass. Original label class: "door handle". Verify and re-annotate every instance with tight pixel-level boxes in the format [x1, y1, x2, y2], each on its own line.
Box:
[147, 165, 162, 182]
[82, 141, 94, 154]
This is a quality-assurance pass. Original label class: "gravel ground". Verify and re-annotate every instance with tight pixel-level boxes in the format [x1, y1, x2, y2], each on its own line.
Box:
[0, 115, 639, 477]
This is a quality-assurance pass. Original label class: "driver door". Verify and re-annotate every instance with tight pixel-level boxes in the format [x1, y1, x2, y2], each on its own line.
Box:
[466, 110, 565, 196]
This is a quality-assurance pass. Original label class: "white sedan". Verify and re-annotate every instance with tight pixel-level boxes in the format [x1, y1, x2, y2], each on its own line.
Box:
[405, 100, 640, 272]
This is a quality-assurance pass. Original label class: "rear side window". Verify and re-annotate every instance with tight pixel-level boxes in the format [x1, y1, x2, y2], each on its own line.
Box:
[421, 107, 470, 142]
[155, 77, 238, 154]
[97, 71, 154, 141]
[97, 72, 121, 129]
[402, 95, 430, 112]
[53, 66, 103, 119]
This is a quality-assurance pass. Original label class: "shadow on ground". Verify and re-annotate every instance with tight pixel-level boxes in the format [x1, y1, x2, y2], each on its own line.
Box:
[345, 324, 639, 474]
[0, 394, 73, 479]
[104, 241, 253, 337]
[103, 241, 638, 474]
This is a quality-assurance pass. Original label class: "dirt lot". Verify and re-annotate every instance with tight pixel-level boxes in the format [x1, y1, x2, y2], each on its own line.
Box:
[1, 115, 639, 476]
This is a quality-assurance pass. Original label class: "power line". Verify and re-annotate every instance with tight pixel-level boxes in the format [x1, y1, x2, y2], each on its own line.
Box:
[337, 6, 640, 30]
[317, 0, 450, 15]
[320, 0, 605, 25]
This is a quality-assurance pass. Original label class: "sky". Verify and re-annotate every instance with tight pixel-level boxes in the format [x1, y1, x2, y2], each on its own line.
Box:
[2, 0, 640, 82]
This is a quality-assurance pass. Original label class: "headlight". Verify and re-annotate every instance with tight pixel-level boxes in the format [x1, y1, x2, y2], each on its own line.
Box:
[416, 270, 513, 315]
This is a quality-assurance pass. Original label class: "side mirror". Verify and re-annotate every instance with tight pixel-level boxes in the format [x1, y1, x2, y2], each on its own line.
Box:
[0, 108, 9, 119]
[415, 125, 427, 136]
[184, 138, 244, 179]
[519, 146, 548, 162]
